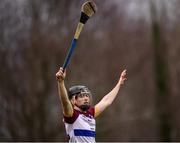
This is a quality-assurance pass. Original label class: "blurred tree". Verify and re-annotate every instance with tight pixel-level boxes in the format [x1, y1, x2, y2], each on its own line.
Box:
[150, 0, 172, 141]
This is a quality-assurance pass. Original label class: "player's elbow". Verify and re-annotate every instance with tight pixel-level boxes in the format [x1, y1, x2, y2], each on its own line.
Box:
[62, 105, 74, 117]
[63, 110, 73, 117]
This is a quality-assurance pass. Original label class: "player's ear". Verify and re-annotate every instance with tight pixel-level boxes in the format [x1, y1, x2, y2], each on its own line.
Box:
[70, 96, 76, 105]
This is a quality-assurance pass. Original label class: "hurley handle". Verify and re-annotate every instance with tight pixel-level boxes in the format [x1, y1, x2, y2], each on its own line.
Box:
[62, 39, 77, 71]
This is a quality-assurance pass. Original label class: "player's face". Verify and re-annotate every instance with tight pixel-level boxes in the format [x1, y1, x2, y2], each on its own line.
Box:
[75, 93, 90, 106]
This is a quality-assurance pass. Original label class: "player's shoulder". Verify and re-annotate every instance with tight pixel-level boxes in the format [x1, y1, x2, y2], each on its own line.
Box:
[87, 106, 95, 117]
[64, 109, 79, 124]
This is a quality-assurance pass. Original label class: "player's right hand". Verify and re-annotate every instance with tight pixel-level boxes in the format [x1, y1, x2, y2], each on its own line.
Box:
[56, 67, 66, 83]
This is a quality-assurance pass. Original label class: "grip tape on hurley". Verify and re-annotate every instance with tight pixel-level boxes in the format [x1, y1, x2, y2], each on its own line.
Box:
[74, 23, 84, 39]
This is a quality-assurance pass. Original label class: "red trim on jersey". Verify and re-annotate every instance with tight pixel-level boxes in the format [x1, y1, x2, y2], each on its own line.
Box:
[63, 107, 94, 124]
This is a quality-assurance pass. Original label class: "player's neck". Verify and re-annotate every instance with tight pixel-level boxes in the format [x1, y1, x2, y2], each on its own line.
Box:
[74, 106, 87, 113]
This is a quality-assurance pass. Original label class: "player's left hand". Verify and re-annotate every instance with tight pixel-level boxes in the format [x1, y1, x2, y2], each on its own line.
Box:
[119, 69, 127, 85]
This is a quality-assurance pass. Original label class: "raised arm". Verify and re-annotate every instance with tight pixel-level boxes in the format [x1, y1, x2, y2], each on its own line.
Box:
[95, 70, 127, 118]
[56, 68, 73, 117]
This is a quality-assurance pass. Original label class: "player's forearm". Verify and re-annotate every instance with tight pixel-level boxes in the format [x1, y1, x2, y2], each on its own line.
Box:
[102, 82, 121, 106]
[57, 81, 73, 117]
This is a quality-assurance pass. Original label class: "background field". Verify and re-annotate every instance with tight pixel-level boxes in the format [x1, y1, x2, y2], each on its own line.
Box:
[0, 0, 180, 142]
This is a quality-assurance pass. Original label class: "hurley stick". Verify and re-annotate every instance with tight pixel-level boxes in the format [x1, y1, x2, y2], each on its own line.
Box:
[62, 1, 97, 71]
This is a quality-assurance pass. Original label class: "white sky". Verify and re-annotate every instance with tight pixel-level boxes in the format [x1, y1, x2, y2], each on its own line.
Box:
[113, 0, 179, 23]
